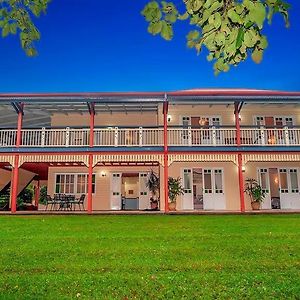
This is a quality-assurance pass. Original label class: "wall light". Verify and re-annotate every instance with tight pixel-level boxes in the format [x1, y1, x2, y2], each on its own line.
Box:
[101, 171, 107, 177]
[242, 165, 246, 172]
[167, 115, 172, 122]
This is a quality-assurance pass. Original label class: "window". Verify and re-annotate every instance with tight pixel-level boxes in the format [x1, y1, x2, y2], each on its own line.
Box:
[214, 169, 223, 193]
[55, 173, 95, 194]
[290, 169, 299, 193]
[183, 169, 192, 193]
[204, 169, 212, 193]
[259, 169, 269, 193]
[279, 169, 288, 193]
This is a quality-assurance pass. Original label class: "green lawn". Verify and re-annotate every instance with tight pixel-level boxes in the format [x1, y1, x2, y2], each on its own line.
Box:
[0, 215, 299, 299]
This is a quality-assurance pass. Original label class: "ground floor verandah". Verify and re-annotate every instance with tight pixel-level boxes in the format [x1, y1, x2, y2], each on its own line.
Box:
[1, 152, 300, 213]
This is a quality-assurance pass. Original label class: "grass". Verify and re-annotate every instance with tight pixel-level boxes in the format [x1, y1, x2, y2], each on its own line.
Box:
[0, 215, 299, 299]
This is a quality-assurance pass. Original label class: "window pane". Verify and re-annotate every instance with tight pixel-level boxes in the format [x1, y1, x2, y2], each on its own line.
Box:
[280, 170, 288, 190]
[183, 170, 191, 191]
[290, 170, 298, 191]
[260, 172, 267, 190]
[204, 170, 212, 192]
[214, 170, 223, 193]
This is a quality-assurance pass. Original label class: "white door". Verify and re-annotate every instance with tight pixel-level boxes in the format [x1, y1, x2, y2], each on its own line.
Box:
[139, 173, 149, 210]
[181, 116, 191, 145]
[203, 169, 226, 210]
[279, 168, 300, 209]
[110, 173, 121, 210]
[258, 168, 271, 209]
[181, 169, 193, 210]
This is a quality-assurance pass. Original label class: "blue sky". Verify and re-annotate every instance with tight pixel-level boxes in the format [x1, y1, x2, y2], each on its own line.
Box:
[0, 0, 299, 92]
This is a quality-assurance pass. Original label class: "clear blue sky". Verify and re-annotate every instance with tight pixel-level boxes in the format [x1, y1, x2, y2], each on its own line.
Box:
[0, 0, 299, 92]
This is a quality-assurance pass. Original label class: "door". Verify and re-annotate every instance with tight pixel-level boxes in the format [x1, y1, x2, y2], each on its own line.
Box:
[193, 168, 203, 210]
[268, 168, 280, 209]
[181, 169, 193, 210]
[258, 168, 271, 209]
[279, 168, 300, 209]
[110, 173, 121, 210]
[203, 169, 226, 210]
[139, 173, 149, 210]
[181, 116, 191, 145]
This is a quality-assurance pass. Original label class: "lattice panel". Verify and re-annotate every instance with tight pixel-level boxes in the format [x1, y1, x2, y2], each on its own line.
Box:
[93, 154, 164, 167]
[168, 154, 237, 166]
[244, 154, 300, 164]
[18, 155, 89, 167]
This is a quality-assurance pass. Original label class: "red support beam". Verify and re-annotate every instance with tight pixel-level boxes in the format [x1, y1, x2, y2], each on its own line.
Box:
[34, 180, 40, 207]
[11, 105, 24, 213]
[16, 103, 24, 147]
[89, 103, 95, 148]
[163, 98, 169, 213]
[237, 153, 245, 212]
[87, 154, 93, 214]
[234, 102, 245, 212]
[11, 155, 19, 213]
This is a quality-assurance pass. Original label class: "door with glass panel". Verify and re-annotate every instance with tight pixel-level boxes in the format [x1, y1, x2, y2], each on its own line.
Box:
[182, 169, 193, 209]
[139, 173, 149, 210]
[279, 168, 300, 209]
[255, 116, 294, 145]
[110, 173, 122, 210]
[203, 169, 225, 210]
[258, 169, 271, 209]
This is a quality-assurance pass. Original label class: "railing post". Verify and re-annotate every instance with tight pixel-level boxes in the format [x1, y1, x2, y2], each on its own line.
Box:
[212, 126, 216, 146]
[139, 127, 143, 147]
[41, 127, 45, 147]
[284, 126, 290, 145]
[65, 127, 70, 147]
[188, 126, 192, 146]
[114, 127, 118, 147]
[260, 126, 265, 145]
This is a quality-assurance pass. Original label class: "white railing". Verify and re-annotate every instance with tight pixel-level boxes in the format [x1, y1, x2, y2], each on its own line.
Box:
[168, 127, 237, 146]
[94, 127, 164, 147]
[21, 128, 90, 147]
[240, 127, 300, 146]
[0, 129, 17, 147]
[1, 127, 300, 148]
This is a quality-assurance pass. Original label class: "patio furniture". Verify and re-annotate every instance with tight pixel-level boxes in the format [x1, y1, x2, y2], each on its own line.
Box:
[73, 194, 85, 211]
[45, 195, 55, 211]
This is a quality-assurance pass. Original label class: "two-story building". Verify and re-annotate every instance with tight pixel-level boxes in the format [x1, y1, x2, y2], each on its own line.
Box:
[1, 89, 300, 213]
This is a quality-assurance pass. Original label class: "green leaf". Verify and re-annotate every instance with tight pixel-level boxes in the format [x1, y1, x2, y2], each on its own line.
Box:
[148, 21, 163, 35]
[161, 21, 173, 40]
[252, 48, 263, 63]
[236, 28, 244, 49]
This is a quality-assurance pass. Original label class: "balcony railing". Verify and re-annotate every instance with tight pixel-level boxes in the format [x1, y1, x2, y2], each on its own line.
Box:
[0, 126, 300, 148]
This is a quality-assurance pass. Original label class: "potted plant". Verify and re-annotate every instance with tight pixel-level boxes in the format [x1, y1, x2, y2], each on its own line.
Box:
[146, 170, 160, 209]
[168, 177, 184, 211]
[244, 178, 266, 210]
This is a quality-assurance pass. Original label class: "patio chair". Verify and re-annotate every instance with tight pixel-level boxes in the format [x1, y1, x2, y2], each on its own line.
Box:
[74, 194, 86, 211]
[45, 195, 55, 211]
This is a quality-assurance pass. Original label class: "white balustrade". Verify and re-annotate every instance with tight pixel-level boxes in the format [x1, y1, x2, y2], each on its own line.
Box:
[1, 127, 300, 148]
[0, 129, 17, 147]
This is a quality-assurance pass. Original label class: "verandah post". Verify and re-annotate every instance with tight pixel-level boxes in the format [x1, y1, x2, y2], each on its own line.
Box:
[11, 103, 24, 213]
[234, 101, 245, 212]
[163, 95, 169, 213]
[34, 180, 40, 208]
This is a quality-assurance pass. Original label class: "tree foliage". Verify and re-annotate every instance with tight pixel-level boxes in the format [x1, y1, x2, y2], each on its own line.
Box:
[0, 0, 50, 56]
[142, 0, 290, 74]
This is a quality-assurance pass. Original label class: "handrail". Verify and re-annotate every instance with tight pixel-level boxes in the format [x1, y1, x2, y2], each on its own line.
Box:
[1, 126, 300, 148]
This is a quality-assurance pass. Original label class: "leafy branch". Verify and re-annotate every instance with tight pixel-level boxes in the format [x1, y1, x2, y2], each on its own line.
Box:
[0, 0, 51, 56]
[141, 0, 291, 74]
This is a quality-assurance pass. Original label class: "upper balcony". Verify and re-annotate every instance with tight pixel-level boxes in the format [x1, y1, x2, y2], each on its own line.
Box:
[1, 89, 300, 152]
[1, 126, 300, 150]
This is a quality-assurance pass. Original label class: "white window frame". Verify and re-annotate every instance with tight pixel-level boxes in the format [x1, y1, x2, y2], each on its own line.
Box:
[203, 168, 224, 195]
[253, 115, 295, 127]
[54, 173, 96, 194]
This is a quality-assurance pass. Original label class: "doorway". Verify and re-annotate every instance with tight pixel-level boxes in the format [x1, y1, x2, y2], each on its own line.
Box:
[193, 168, 203, 209]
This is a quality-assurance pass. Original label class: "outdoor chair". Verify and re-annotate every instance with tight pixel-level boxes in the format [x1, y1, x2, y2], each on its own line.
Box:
[45, 195, 55, 211]
[74, 194, 85, 211]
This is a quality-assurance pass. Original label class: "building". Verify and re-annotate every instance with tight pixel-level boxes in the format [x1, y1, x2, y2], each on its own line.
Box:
[0, 89, 300, 213]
